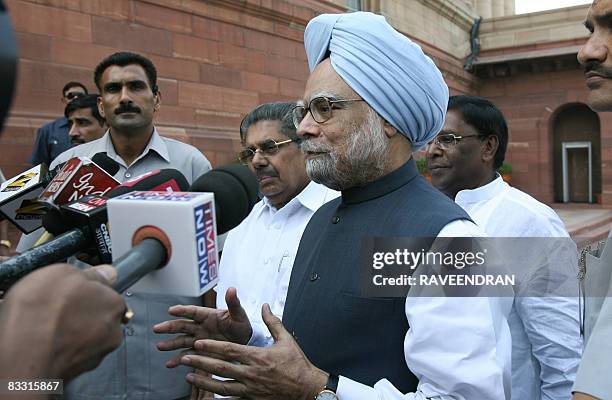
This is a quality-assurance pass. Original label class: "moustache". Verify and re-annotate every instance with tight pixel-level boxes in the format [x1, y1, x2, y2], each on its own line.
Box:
[255, 166, 278, 179]
[114, 104, 141, 115]
[584, 61, 612, 78]
[299, 139, 333, 153]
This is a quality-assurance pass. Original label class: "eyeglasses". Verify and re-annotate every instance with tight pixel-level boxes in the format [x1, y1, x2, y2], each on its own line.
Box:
[291, 96, 364, 128]
[65, 92, 83, 100]
[237, 138, 300, 165]
[427, 133, 482, 150]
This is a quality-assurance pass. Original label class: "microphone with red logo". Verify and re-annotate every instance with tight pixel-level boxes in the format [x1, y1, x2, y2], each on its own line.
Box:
[0, 153, 120, 234]
[38, 154, 121, 208]
[0, 169, 189, 286]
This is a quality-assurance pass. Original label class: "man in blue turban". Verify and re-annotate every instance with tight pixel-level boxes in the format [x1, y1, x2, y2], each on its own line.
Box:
[156, 12, 511, 400]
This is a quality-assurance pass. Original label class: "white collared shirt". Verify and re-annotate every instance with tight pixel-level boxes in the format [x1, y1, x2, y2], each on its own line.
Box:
[50, 128, 212, 183]
[216, 181, 339, 344]
[455, 175, 582, 400]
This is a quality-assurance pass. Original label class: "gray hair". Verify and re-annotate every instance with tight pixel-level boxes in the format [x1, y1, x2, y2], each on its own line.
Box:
[239, 102, 297, 145]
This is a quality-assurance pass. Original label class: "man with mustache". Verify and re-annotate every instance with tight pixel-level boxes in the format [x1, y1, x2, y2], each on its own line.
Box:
[50, 51, 212, 400]
[64, 93, 106, 145]
[156, 12, 511, 400]
[571, 1, 612, 399]
[426, 95, 581, 400]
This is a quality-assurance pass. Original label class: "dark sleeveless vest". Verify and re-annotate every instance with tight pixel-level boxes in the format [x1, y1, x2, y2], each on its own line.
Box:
[282, 159, 471, 393]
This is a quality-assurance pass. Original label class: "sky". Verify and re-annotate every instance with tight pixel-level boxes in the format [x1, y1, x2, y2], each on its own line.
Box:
[514, 0, 591, 14]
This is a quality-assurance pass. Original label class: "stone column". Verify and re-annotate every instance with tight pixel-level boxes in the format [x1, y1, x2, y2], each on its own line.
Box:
[504, 0, 515, 16]
[492, 0, 504, 17]
[475, 0, 492, 18]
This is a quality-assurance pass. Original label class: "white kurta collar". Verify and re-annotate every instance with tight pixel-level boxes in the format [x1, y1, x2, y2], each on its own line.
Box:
[455, 173, 506, 206]
[262, 181, 333, 213]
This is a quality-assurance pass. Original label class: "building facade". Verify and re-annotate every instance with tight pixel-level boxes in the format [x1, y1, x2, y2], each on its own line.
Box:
[0, 0, 601, 205]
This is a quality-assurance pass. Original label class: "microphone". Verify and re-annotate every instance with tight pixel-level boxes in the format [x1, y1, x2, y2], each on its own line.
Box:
[42, 168, 186, 236]
[0, 154, 120, 234]
[109, 192, 216, 295]
[0, 169, 189, 285]
[108, 164, 259, 295]
[0, 164, 48, 234]
[38, 154, 121, 207]
[189, 164, 259, 234]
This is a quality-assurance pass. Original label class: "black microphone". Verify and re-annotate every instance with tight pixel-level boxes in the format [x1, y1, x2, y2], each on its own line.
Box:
[0, 169, 190, 285]
[189, 164, 258, 234]
[91, 153, 121, 177]
[110, 164, 259, 293]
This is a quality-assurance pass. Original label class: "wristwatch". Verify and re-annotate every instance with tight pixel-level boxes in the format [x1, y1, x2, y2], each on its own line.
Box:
[314, 373, 339, 400]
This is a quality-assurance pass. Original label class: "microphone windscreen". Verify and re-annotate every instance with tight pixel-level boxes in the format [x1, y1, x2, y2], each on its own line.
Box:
[189, 164, 258, 234]
[92, 152, 121, 176]
[215, 164, 259, 209]
[42, 207, 68, 236]
[108, 169, 189, 198]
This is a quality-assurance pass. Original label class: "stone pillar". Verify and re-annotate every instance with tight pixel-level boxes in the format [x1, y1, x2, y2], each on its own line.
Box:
[504, 0, 515, 16]
[475, 0, 492, 18]
[492, 0, 504, 17]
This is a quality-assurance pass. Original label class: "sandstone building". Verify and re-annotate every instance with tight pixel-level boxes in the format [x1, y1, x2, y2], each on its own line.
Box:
[0, 0, 600, 205]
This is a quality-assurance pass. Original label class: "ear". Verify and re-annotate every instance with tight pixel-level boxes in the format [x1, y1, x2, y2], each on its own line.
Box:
[383, 120, 399, 139]
[97, 96, 105, 119]
[153, 90, 162, 112]
[481, 135, 499, 164]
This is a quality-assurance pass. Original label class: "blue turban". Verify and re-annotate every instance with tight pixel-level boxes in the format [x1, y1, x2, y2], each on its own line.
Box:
[304, 12, 448, 150]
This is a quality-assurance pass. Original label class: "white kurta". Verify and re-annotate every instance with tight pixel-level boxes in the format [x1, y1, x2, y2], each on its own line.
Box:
[455, 175, 582, 400]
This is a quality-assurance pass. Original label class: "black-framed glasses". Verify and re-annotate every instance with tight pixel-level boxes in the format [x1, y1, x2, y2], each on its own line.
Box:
[427, 133, 482, 150]
[237, 138, 300, 165]
[291, 96, 364, 128]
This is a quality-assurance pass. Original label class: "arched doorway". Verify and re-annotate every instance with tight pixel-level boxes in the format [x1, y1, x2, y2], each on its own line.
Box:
[552, 104, 601, 203]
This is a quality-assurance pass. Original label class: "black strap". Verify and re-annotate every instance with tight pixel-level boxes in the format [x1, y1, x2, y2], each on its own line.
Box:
[325, 373, 339, 393]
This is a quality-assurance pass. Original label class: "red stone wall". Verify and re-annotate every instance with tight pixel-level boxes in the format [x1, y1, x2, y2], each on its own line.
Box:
[0, 0, 346, 179]
[4, 0, 596, 212]
[0, 0, 476, 180]
[477, 63, 612, 205]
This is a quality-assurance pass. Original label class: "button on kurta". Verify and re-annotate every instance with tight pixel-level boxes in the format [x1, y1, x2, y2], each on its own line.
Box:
[310, 272, 319, 281]
[332, 216, 340, 224]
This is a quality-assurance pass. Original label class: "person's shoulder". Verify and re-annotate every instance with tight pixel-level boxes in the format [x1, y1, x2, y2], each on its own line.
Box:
[47, 117, 69, 130]
[224, 199, 266, 239]
[162, 137, 210, 163]
[499, 186, 567, 235]
[50, 147, 76, 169]
[161, 136, 200, 153]
[311, 196, 341, 218]
[49, 138, 104, 168]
